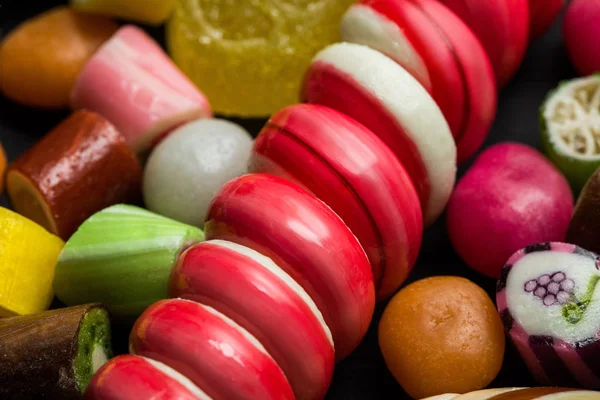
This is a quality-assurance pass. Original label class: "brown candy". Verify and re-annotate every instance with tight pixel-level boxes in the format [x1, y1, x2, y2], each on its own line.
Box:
[7, 110, 142, 240]
[566, 166, 600, 255]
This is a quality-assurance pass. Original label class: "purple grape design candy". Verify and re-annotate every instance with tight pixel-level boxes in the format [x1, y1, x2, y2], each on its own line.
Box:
[497, 242, 600, 389]
[524, 271, 575, 307]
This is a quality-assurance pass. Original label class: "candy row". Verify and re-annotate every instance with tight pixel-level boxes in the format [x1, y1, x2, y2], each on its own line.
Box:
[422, 387, 600, 400]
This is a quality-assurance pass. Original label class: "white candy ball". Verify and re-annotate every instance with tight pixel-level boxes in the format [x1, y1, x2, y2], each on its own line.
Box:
[143, 119, 253, 227]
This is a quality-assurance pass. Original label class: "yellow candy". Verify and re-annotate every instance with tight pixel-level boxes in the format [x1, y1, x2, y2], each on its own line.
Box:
[70, 0, 175, 25]
[166, 0, 355, 117]
[0, 207, 64, 317]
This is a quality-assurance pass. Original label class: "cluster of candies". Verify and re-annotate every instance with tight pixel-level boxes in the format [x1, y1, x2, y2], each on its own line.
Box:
[1, 1, 600, 400]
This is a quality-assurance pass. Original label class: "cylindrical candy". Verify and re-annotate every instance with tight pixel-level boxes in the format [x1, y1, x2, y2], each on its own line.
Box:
[143, 118, 253, 227]
[529, 0, 565, 40]
[71, 25, 212, 155]
[340, 0, 497, 162]
[0, 207, 64, 316]
[567, 167, 600, 254]
[0, 304, 112, 400]
[564, 0, 600, 77]
[447, 142, 574, 278]
[205, 173, 375, 360]
[250, 104, 422, 299]
[6, 110, 142, 240]
[53, 204, 204, 317]
[302, 42, 456, 226]
[0, 6, 118, 109]
[85, 355, 211, 400]
[170, 239, 334, 400]
[421, 387, 600, 400]
[130, 299, 295, 400]
[497, 242, 600, 389]
[379, 276, 505, 399]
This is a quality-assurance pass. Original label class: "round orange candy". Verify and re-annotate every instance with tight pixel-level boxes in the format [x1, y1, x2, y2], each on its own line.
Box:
[0, 6, 118, 109]
[378, 276, 505, 399]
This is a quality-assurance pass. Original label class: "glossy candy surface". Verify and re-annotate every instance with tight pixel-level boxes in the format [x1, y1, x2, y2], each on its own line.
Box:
[498, 243, 600, 389]
[205, 173, 375, 360]
[447, 143, 574, 278]
[130, 299, 295, 400]
[250, 104, 422, 299]
[302, 42, 456, 226]
[564, 0, 600, 77]
[143, 119, 253, 227]
[379, 276, 505, 399]
[85, 355, 211, 400]
[170, 240, 334, 400]
[71, 25, 212, 155]
[0, 207, 64, 317]
[340, 0, 497, 163]
[0, 6, 117, 109]
[6, 110, 142, 240]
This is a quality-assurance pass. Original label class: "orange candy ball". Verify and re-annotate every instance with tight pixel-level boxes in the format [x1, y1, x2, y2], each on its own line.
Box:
[0, 6, 118, 109]
[378, 276, 505, 399]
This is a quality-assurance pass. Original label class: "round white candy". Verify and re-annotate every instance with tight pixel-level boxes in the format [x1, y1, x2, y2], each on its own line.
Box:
[143, 119, 253, 227]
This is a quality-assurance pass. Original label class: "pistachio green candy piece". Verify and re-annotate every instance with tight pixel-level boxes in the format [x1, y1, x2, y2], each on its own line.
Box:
[53, 204, 204, 317]
[540, 74, 600, 194]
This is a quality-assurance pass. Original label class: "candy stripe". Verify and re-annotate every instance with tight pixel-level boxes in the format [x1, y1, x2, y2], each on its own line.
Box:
[554, 339, 600, 388]
[528, 336, 580, 387]
[509, 324, 551, 384]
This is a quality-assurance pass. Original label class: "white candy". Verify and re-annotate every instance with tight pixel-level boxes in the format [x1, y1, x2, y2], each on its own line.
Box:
[143, 119, 253, 227]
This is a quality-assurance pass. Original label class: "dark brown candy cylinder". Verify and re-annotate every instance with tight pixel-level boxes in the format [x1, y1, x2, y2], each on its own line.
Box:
[566, 166, 600, 254]
[0, 303, 112, 400]
[6, 110, 142, 239]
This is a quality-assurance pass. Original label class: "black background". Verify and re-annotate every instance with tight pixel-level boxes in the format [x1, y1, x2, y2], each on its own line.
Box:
[0, 1, 579, 399]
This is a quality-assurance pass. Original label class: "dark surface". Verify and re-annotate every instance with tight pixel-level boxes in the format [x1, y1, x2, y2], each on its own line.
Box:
[0, 1, 579, 399]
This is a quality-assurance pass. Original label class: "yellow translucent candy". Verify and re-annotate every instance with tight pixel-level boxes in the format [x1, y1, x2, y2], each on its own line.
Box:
[70, 0, 175, 25]
[0, 207, 64, 317]
[166, 0, 356, 117]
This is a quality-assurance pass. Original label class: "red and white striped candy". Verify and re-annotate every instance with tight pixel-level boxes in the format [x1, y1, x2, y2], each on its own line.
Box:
[170, 240, 334, 400]
[130, 299, 294, 400]
[339, 0, 497, 165]
[302, 42, 456, 226]
[71, 25, 212, 155]
[205, 174, 375, 360]
[250, 104, 423, 299]
[84, 354, 211, 400]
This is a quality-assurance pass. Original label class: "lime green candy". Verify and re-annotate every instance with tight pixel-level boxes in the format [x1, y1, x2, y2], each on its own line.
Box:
[53, 204, 204, 317]
[541, 74, 600, 193]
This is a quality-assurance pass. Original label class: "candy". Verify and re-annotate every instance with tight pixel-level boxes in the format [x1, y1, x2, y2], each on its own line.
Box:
[205, 174, 375, 360]
[166, 0, 356, 117]
[0, 142, 5, 195]
[143, 119, 253, 227]
[438, 0, 529, 87]
[379, 276, 505, 399]
[6, 110, 142, 240]
[71, 0, 175, 26]
[71, 25, 212, 155]
[0, 7, 117, 109]
[339, 0, 497, 163]
[564, 0, 600, 77]
[250, 104, 422, 299]
[541, 75, 600, 193]
[53, 204, 204, 317]
[85, 355, 211, 400]
[497, 242, 600, 388]
[529, 0, 564, 40]
[567, 167, 600, 254]
[170, 240, 334, 400]
[130, 299, 295, 399]
[421, 387, 600, 400]
[0, 207, 64, 316]
[0, 304, 111, 399]
[447, 142, 573, 278]
[302, 42, 456, 226]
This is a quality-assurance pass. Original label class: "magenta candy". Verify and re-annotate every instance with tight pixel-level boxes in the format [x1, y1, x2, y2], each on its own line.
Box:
[447, 142, 574, 278]
[497, 242, 600, 389]
[564, 0, 600, 76]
